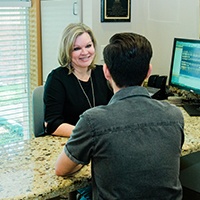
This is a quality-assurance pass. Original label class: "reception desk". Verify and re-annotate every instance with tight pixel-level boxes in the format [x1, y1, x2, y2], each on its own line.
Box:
[0, 106, 199, 199]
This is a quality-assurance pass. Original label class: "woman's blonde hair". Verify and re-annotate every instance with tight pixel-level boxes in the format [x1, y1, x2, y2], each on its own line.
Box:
[58, 23, 97, 73]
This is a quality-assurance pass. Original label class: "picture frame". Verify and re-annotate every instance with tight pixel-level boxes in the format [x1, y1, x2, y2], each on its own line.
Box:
[101, 0, 131, 22]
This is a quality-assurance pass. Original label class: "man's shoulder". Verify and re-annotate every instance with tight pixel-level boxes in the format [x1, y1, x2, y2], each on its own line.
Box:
[160, 100, 182, 112]
[80, 105, 111, 125]
[85, 104, 108, 116]
[157, 100, 184, 120]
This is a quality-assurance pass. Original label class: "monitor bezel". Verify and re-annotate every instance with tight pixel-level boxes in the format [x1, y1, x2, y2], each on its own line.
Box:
[169, 37, 200, 95]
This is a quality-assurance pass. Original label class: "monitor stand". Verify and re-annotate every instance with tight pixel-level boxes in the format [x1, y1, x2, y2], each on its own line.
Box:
[183, 103, 200, 116]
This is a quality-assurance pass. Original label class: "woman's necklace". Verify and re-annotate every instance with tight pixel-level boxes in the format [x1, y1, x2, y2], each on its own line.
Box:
[76, 76, 95, 108]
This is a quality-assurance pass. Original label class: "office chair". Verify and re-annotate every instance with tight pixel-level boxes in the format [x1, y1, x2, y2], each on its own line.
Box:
[147, 75, 168, 100]
[148, 75, 167, 90]
[32, 85, 44, 137]
[147, 74, 159, 87]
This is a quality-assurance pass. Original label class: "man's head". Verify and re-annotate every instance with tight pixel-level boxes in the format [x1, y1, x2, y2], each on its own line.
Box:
[103, 33, 153, 89]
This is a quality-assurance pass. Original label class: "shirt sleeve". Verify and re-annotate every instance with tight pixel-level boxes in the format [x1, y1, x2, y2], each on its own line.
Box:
[44, 69, 66, 134]
[64, 112, 94, 165]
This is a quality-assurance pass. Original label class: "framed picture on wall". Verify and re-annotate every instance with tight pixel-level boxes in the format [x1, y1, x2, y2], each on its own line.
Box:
[101, 0, 131, 22]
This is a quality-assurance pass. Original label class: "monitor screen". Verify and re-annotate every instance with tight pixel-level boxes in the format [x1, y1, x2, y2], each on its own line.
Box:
[169, 38, 200, 95]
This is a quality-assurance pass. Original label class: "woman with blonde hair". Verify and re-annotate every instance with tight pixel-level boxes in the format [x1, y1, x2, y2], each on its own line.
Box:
[44, 23, 113, 137]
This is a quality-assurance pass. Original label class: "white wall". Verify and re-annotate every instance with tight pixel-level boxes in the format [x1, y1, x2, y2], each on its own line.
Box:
[82, 0, 200, 83]
[41, 0, 200, 83]
[41, 0, 81, 82]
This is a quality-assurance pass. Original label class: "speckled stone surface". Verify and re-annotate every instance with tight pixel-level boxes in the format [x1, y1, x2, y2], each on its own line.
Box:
[0, 108, 199, 199]
[0, 136, 91, 200]
[180, 107, 200, 156]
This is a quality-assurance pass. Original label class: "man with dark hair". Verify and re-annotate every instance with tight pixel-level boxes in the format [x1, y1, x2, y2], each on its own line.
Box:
[55, 32, 184, 200]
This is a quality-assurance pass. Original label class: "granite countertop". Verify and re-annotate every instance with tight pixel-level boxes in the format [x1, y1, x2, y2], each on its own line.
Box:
[180, 107, 200, 156]
[0, 107, 199, 199]
[0, 136, 91, 200]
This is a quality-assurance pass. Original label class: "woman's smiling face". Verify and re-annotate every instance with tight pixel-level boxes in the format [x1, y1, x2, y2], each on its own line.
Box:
[71, 32, 95, 70]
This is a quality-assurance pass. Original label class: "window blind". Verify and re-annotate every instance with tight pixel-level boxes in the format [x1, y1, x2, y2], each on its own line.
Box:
[0, 6, 31, 145]
[0, 0, 31, 7]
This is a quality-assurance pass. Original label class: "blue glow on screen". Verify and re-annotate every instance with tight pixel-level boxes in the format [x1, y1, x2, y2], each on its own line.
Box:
[169, 38, 200, 94]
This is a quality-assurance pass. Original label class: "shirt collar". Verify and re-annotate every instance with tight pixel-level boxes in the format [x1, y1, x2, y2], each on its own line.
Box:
[108, 86, 151, 105]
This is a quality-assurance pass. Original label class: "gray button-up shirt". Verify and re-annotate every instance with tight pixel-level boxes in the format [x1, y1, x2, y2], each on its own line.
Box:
[65, 86, 184, 200]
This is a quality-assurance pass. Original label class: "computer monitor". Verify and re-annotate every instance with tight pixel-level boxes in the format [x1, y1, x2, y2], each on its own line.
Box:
[169, 38, 200, 116]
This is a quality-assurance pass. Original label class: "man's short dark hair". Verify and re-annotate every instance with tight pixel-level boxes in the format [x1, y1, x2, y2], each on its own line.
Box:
[103, 33, 153, 88]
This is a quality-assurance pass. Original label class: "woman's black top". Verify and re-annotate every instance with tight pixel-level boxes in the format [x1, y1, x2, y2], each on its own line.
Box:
[44, 65, 113, 135]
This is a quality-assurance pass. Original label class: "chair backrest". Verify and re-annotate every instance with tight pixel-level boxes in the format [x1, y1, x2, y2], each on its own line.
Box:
[32, 85, 44, 137]
[147, 74, 159, 87]
[148, 75, 167, 90]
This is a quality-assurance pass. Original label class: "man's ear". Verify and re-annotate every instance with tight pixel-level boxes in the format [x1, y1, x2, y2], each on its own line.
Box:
[146, 64, 152, 79]
[103, 64, 111, 81]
